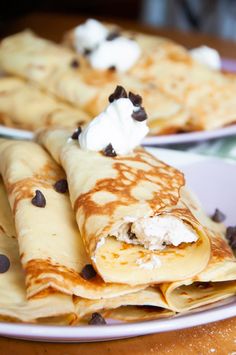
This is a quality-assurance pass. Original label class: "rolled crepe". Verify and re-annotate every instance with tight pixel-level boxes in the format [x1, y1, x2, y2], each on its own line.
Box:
[0, 31, 191, 135]
[0, 139, 144, 299]
[66, 24, 236, 131]
[0, 76, 90, 131]
[38, 128, 211, 285]
[161, 189, 236, 312]
[75, 287, 174, 321]
[0, 177, 76, 323]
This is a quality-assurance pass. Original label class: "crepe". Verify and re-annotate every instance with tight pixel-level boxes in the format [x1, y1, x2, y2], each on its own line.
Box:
[0, 76, 90, 131]
[0, 177, 76, 323]
[161, 188, 236, 312]
[37, 128, 211, 286]
[66, 23, 236, 131]
[0, 31, 191, 135]
[75, 287, 174, 321]
[0, 139, 145, 300]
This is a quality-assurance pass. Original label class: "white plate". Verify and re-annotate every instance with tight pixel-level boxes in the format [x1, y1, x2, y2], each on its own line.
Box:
[0, 147, 235, 342]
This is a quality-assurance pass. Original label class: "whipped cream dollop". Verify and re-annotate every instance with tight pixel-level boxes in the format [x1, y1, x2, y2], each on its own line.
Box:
[79, 87, 149, 155]
[114, 215, 197, 251]
[74, 19, 108, 53]
[190, 46, 221, 70]
[74, 19, 141, 71]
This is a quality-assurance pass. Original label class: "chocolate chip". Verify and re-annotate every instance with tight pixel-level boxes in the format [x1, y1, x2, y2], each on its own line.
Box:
[0, 254, 10, 273]
[108, 85, 127, 103]
[84, 48, 92, 56]
[127, 227, 136, 240]
[195, 282, 212, 289]
[108, 65, 116, 71]
[226, 226, 236, 250]
[71, 127, 82, 140]
[80, 264, 97, 280]
[88, 312, 106, 325]
[211, 208, 226, 223]
[128, 92, 142, 107]
[70, 59, 80, 68]
[54, 179, 68, 194]
[31, 190, 46, 208]
[132, 107, 148, 122]
[103, 143, 117, 157]
[106, 31, 120, 41]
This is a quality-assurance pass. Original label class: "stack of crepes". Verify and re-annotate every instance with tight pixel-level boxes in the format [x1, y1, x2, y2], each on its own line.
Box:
[0, 89, 236, 325]
[64, 19, 236, 131]
[0, 30, 190, 135]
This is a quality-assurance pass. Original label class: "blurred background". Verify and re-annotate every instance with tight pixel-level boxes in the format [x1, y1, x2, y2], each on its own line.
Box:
[1, 0, 236, 40]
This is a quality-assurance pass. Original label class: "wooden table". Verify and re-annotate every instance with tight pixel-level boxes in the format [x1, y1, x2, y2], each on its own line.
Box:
[1, 13, 236, 355]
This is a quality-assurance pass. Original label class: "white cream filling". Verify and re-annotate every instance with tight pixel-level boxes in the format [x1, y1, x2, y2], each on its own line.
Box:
[113, 215, 197, 251]
[79, 97, 149, 155]
[190, 45, 221, 70]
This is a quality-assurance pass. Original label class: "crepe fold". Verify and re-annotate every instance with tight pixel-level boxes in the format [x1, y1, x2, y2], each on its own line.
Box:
[37, 128, 211, 286]
[0, 139, 145, 300]
[0, 177, 76, 323]
[0, 31, 191, 135]
[161, 189, 236, 312]
[0, 77, 90, 131]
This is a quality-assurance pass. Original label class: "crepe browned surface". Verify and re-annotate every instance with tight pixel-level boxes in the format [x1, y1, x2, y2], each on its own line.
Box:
[0, 76, 90, 131]
[0, 176, 76, 323]
[0, 138, 145, 301]
[161, 188, 236, 312]
[66, 24, 236, 132]
[0, 30, 191, 135]
[38, 128, 211, 286]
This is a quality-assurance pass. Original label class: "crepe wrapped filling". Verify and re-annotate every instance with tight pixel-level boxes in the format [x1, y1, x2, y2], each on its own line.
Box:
[37, 86, 210, 286]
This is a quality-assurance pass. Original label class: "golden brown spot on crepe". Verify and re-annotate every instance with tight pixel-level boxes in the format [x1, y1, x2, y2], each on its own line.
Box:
[74, 149, 184, 251]
[6, 161, 64, 215]
[0, 225, 5, 233]
[25, 258, 124, 298]
[210, 233, 234, 261]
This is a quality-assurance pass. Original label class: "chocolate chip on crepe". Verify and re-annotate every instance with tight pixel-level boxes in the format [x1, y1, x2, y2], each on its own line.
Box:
[226, 226, 236, 250]
[84, 48, 92, 56]
[108, 85, 127, 103]
[108, 65, 116, 71]
[106, 31, 120, 41]
[88, 312, 106, 325]
[0, 254, 10, 273]
[211, 208, 226, 223]
[132, 107, 148, 122]
[80, 264, 97, 280]
[54, 179, 68, 193]
[31, 190, 46, 208]
[128, 92, 142, 107]
[103, 143, 117, 157]
[70, 59, 80, 68]
[71, 126, 82, 140]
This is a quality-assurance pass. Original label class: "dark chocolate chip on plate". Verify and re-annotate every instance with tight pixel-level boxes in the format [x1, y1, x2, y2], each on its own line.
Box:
[103, 143, 117, 157]
[108, 85, 127, 103]
[88, 312, 106, 325]
[128, 91, 142, 107]
[80, 264, 97, 280]
[132, 107, 148, 122]
[106, 31, 120, 41]
[0, 254, 10, 273]
[71, 126, 82, 140]
[84, 48, 92, 56]
[226, 226, 236, 249]
[211, 208, 226, 223]
[54, 179, 68, 194]
[31, 190, 46, 208]
[70, 59, 80, 68]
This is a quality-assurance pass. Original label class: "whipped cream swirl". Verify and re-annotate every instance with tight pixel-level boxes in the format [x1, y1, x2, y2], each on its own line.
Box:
[190, 45, 221, 70]
[74, 19, 141, 71]
[78, 86, 149, 155]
